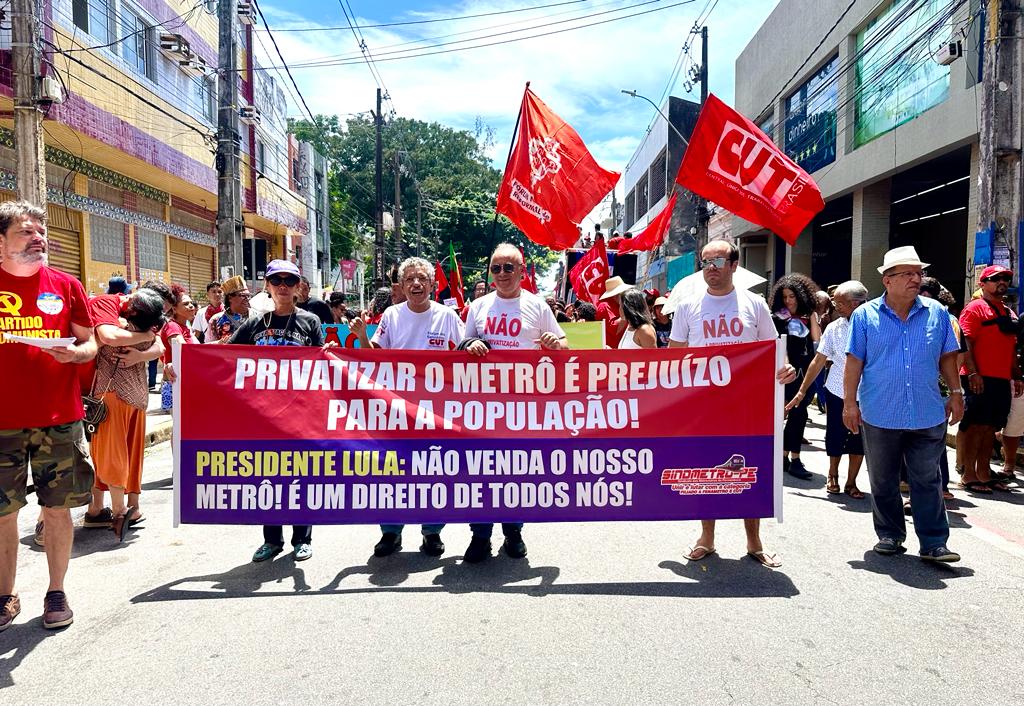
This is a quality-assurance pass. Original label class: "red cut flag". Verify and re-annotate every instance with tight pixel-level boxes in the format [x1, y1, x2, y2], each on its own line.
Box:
[496, 86, 620, 250]
[675, 94, 824, 245]
[448, 242, 465, 308]
[616, 191, 678, 253]
[434, 261, 449, 302]
[569, 236, 610, 305]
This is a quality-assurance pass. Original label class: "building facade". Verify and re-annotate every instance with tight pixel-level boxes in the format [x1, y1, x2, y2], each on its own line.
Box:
[0, 0, 324, 299]
[733, 0, 982, 299]
[621, 96, 702, 293]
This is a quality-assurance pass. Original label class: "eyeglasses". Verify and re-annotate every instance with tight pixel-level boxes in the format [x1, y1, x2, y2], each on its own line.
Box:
[700, 257, 732, 270]
[490, 263, 518, 274]
[267, 275, 299, 287]
[886, 270, 924, 280]
[985, 275, 1013, 283]
[229, 291, 251, 299]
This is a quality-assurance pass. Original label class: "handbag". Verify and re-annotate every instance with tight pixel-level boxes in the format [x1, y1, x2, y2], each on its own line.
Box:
[82, 359, 118, 439]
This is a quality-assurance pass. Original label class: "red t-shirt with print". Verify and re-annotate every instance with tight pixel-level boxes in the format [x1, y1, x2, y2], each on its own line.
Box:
[0, 265, 93, 428]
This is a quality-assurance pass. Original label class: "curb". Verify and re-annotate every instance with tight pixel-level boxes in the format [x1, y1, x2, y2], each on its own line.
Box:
[145, 420, 173, 449]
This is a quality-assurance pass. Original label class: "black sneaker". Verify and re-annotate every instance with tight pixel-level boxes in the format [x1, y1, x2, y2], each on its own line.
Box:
[42, 590, 73, 629]
[373, 532, 402, 557]
[921, 545, 960, 563]
[786, 458, 813, 480]
[463, 536, 492, 563]
[502, 530, 528, 559]
[873, 538, 906, 555]
[420, 533, 445, 557]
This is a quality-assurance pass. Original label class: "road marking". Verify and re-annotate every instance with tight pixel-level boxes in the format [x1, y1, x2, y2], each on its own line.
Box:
[961, 514, 1024, 559]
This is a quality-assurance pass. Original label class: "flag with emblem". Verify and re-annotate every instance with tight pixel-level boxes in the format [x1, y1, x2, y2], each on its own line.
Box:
[569, 235, 610, 305]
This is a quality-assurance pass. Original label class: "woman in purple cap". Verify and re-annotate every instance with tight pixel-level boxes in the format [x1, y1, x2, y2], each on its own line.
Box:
[228, 259, 324, 562]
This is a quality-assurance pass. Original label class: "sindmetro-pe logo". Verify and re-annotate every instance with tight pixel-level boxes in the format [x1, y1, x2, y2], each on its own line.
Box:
[707, 120, 806, 210]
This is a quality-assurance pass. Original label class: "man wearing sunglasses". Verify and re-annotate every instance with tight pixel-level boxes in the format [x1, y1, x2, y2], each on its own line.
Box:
[668, 239, 795, 568]
[957, 264, 1022, 493]
[462, 243, 567, 563]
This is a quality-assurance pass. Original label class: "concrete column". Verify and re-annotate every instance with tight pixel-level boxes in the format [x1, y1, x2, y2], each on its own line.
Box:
[785, 227, 813, 277]
[851, 179, 891, 296]
[965, 140, 982, 302]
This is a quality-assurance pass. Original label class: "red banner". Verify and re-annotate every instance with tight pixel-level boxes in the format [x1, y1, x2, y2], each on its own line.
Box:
[617, 192, 678, 253]
[675, 94, 824, 245]
[496, 87, 620, 250]
[569, 236, 610, 305]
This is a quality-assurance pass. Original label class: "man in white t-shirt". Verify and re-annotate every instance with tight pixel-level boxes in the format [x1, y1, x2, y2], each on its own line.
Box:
[669, 239, 795, 568]
[351, 257, 465, 559]
[462, 243, 567, 563]
[191, 281, 223, 343]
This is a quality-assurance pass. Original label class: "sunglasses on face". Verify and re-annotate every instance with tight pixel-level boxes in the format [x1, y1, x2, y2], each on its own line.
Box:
[490, 263, 518, 274]
[985, 275, 1012, 283]
[267, 275, 299, 287]
[700, 257, 731, 270]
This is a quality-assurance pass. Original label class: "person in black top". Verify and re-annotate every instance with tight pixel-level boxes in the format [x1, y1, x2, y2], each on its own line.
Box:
[296, 276, 334, 326]
[651, 296, 673, 348]
[769, 273, 822, 480]
[229, 260, 325, 563]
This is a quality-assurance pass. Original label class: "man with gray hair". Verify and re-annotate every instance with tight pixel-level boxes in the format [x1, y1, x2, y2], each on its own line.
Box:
[0, 201, 97, 631]
[786, 280, 869, 498]
[352, 256, 465, 558]
[844, 246, 962, 562]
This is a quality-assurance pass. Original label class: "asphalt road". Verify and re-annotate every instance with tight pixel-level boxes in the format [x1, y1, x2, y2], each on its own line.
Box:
[3, 411, 1024, 705]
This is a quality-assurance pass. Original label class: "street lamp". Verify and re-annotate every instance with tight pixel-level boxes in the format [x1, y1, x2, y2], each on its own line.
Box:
[621, 90, 690, 146]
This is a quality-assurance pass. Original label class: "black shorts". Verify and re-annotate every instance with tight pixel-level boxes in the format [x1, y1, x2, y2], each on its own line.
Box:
[961, 376, 1012, 430]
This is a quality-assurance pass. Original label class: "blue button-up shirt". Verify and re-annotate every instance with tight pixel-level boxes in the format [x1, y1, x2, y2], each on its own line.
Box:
[847, 295, 959, 430]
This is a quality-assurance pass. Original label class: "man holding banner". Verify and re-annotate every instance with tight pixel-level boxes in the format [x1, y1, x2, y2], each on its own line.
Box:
[669, 239, 795, 568]
[351, 257, 465, 558]
[462, 243, 567, 562]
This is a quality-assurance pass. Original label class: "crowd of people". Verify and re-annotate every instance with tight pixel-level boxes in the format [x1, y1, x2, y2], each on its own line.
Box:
[2, 196, 1019, 633]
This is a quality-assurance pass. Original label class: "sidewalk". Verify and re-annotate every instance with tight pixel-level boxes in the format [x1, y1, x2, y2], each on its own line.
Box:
[144, 389, 174, 449]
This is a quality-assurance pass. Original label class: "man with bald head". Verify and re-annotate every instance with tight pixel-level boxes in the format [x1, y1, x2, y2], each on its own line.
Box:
[462, 243, 567, 563]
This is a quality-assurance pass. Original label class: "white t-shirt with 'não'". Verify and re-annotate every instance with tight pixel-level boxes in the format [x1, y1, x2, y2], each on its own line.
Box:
[669, 287, 776, 347]
[464, 290, 565, 350]
[372, 300, 465, 351]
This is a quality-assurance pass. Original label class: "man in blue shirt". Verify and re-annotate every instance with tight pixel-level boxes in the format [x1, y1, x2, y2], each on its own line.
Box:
[843, 246, 963, 563]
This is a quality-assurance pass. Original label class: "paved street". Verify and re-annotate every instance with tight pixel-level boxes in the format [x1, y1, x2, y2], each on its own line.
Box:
[3, 410, 1024, 705]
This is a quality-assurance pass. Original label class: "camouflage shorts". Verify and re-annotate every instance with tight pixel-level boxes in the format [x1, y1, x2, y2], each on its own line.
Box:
[0, 422, 95, 515]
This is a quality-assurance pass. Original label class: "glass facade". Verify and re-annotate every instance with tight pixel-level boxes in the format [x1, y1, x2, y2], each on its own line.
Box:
[854, 0, 951, 147]
[785, 55, 838, 174]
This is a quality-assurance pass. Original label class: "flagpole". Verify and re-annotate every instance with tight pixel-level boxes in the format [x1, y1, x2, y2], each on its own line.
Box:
[489, 81, 531, 286]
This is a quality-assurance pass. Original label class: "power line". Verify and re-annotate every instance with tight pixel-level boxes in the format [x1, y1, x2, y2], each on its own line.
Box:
[58, 0, 205, 54]
[251, 0, 316, 123]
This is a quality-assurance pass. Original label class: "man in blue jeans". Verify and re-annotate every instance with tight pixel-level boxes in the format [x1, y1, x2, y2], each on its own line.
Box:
[843, 246, 963, 563]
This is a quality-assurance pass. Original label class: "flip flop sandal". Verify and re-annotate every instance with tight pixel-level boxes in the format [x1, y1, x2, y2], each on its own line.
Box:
[826, 477, 841, 494]
[747, 551, 782, 568]
[986, 479, 1012, 492]
[685, 545, 716, 561]
[958, 481, 992, 494]
[844, 486, 865, 499]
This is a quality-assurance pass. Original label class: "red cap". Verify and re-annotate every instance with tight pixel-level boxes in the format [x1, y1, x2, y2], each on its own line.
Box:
[980, 265, 1013, 281]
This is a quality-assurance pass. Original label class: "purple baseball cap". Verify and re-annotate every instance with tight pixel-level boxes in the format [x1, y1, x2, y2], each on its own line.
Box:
[265, 259, 301, 278]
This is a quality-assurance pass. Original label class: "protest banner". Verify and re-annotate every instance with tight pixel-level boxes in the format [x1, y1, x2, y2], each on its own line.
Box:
[560, 322, 605, 349]
[173, 340, 783, 526]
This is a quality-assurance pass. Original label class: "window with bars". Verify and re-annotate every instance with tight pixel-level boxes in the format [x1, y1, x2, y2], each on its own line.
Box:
[134, 193, 166, 219]
[137, 227, 166, 270]
[649, 150, 667, 206]
[73, 0, 113, 43]
[119, 7, 156, 82]
[90, 215, 125, 264]
[637, 174, 649, 218]
[88, 178, 123, 207]
[625, 190, 635, 230]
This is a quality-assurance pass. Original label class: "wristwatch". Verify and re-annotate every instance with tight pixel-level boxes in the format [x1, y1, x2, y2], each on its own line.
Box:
[949, 388, 964, 395]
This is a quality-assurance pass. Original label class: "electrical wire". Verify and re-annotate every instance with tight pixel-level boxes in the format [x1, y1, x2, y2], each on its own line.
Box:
[58, 0, 205, 54]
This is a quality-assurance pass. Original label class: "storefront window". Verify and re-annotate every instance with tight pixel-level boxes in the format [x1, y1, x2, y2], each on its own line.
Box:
[854, 0, 951, 147]
[785, 55, 838, 174]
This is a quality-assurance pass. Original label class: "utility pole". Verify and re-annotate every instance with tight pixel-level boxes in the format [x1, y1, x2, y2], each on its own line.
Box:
[373, 88, 385, 287]
[416, 196, 422, 258]
[216, 0, 243, 279]
[393, 151, 402, 262]
[12, 0, 45, 204]
[695, 24, 710, 255]
[978, 0, 1023, 299]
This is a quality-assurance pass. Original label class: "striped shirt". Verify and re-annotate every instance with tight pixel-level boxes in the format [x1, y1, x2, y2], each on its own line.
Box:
[847, 295, 959, 430]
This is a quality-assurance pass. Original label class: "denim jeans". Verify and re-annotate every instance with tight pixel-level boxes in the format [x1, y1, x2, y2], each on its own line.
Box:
[380, 523, 444, 535]
[861, 421, 950, 552]
[469, 522, 523, 539]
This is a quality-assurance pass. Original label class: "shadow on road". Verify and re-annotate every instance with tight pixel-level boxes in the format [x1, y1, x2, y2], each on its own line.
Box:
[19, 526, 141, 559]
[847, 550, 974, 589]
[0, 615, 64, 690]
[788, 490, 872, 514]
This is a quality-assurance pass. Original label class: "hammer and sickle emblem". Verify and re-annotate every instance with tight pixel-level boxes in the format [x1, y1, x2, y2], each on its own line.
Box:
[0, 292, 23, 317]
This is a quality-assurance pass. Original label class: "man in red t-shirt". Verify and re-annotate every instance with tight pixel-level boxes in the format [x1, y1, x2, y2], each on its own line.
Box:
[958, 265, 1023, 492]
[0, 201, 97, 632]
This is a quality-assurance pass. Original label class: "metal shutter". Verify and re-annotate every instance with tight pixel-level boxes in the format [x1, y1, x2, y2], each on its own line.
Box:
[169, 237, 191, 290]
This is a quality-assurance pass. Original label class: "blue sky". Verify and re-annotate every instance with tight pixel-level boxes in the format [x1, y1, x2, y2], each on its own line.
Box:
[259, 0, 782, 226]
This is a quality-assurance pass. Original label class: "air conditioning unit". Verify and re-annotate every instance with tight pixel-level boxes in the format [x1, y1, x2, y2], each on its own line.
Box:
[38, 76, 64, 104]
[179, 54, 208, 77]
[238, 1, 256, 25]
[240, 105, 261, 126]
[935, 40, 962, 66]
[159, 33, 191, 58]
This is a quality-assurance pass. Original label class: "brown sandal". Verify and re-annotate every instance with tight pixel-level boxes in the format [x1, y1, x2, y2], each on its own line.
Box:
[826, 476, 841, 494]
[845, 485, 865, 499]
[110, 506, 138, 543]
